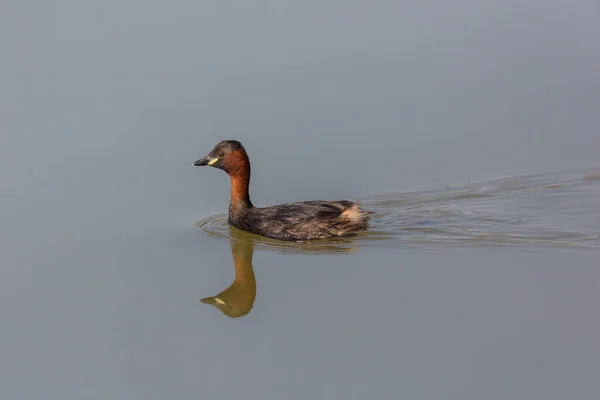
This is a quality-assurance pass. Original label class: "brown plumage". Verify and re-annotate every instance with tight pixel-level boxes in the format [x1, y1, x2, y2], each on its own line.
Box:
[193, 140, 371, 241]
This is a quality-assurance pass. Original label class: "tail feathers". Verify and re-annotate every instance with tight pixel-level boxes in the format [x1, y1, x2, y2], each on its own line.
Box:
[338, 203, 371, 227]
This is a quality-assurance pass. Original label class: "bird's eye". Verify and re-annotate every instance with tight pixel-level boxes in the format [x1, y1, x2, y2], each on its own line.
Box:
[218, 151, 225, 157]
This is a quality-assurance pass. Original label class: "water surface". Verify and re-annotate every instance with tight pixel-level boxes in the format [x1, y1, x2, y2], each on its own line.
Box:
[2, 1, 600, 399]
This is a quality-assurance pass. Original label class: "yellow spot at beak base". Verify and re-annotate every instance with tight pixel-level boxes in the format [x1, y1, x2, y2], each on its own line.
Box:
[208, 158, 219, 166]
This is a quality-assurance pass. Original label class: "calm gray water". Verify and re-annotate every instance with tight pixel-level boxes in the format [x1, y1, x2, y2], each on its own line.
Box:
[2, 2, 600, 400]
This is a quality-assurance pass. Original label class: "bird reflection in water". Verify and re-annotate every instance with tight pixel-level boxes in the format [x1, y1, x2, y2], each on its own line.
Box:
[200, 229, 257, 318]
[200, 227, 359, 318]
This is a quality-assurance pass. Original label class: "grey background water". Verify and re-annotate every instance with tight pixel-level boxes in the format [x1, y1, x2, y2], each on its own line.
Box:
[2, 1, 600, 399]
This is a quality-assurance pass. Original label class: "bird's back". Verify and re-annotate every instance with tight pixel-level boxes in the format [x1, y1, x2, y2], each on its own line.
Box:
[229, 200, 371, 240]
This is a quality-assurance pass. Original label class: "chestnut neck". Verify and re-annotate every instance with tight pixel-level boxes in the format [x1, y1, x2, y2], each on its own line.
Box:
[230, 173, 252, 205]
[226, 150, 253, 211]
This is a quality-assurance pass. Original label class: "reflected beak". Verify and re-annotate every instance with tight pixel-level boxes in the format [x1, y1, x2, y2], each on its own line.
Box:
[193, 156, 218, 166]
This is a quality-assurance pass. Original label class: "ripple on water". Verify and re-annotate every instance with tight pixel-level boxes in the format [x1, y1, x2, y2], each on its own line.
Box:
[194, 215, 378, 254]
[195, 167, 600, 253]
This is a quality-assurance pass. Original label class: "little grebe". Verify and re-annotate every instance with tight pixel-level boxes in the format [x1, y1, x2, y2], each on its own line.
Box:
[193, 140, 371, 241]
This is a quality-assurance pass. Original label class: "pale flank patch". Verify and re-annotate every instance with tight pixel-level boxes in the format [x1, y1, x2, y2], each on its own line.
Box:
[340, 204, 362, 223]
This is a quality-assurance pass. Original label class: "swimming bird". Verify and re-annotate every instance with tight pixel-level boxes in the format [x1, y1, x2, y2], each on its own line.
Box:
[193, 140, 370, 241]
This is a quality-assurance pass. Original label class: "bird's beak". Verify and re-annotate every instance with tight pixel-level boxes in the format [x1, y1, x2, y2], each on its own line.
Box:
[193, 156, 218, 166]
